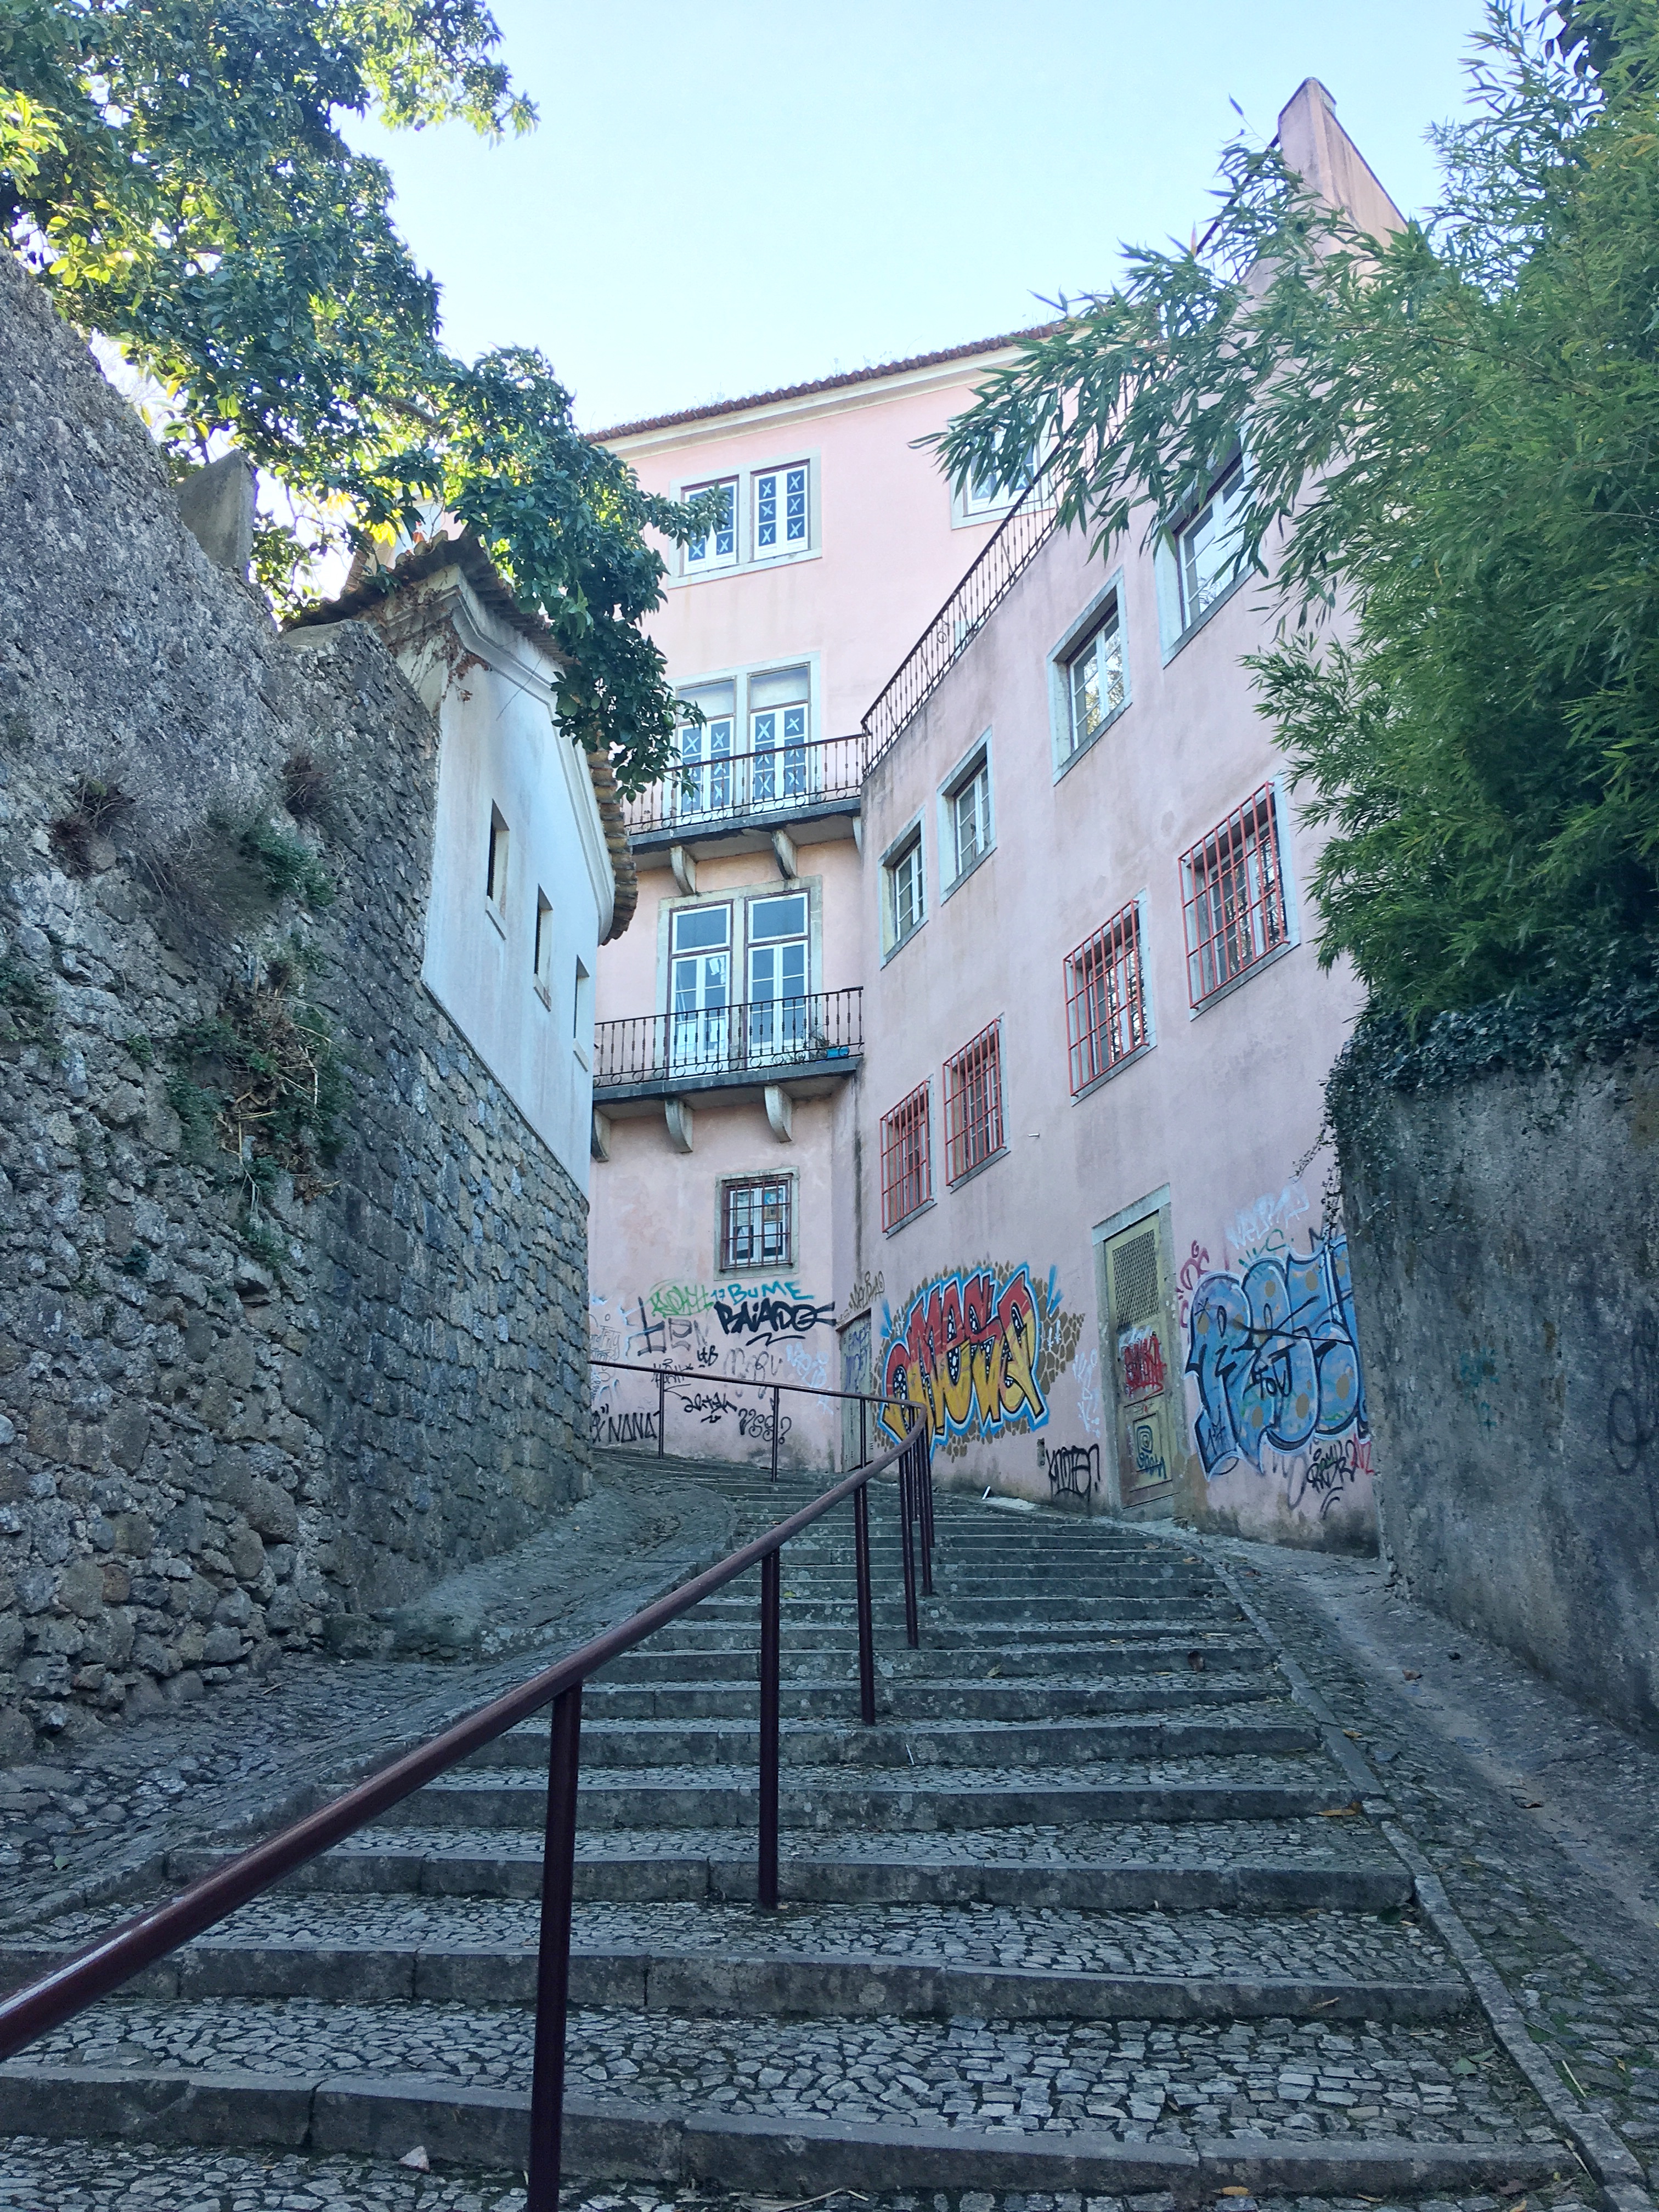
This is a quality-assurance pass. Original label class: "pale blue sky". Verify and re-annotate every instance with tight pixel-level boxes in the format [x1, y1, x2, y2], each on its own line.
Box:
[347, 0, 1497, 434]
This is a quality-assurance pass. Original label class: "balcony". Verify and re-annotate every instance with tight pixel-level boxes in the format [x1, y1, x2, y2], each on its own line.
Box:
[592, 988, 863, 1109]
[622, 732, 865, 868]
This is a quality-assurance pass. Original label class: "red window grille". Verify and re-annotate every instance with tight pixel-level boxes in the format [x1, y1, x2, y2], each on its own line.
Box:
[1180, 784, 1287, 1007]
[880, 1082, 932, 1232]
[1065, 900, 1149, 1095]
[943, 1019, 1005, 1186]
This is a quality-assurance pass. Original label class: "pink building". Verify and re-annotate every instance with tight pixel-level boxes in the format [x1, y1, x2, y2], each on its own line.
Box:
[589, 81, 1398, 1550]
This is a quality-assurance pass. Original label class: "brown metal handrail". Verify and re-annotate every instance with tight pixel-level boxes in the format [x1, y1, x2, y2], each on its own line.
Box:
[862, 473, 1061, 766]
[0, 1420, 936, 2208]
[622, 729, 867, 836]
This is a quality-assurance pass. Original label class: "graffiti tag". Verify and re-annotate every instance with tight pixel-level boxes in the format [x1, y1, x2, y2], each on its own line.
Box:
[1185, 1230, 1367, 1477]
[1282, 1432, 1374, 1519]
[1040, 1439, 1100, 1504]
[590, 1407, 659, 1448]
[714, 1294, 836, 1343]
[879, 1262, 1057, 1452]
[1176, 1240, 1211, 1328]
[1120, 1326, 1167, 1400]
[679, 1389, 740, 1425]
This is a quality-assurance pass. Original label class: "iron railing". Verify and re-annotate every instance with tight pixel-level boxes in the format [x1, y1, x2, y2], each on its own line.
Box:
[862, 475, 1061, 765]
[623, 730, 866, 837]
[594, 986, 863, 1089]
[0, 1413, 936, 2210]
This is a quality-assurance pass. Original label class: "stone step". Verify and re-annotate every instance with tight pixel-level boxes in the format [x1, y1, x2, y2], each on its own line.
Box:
[593, 1635, 1274, 1678]
[169, 1822, 1412, 1910]
[686, 1595, 1239, 1623]
[0, 1999, 1567, 2196]
[579, 1673, 1279, 1722]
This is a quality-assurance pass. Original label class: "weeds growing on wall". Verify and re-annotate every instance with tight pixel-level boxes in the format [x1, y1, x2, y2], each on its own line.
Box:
[0, 955, 59, 1050]
[238, 821, 335, 912]
[48, 778, 132, 876]
[280, 749, 333, 825]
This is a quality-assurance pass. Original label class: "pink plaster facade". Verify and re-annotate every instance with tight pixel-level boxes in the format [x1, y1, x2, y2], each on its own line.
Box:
[588, 81, 1396, 1544]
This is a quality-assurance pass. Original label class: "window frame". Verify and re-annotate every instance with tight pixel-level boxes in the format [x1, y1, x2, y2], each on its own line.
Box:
[880, 816, 926, 961]
[671, 455, 820, 583]
[1155, 443, 1251, 663]
[1180, 781, 1297, 1013]
[943, 1018, 1006, 1188]
[1047, 572, 1131, 780]
[681, 475, 739, 574]
[533, 888, 554, 1007]
[1065, 896, 1154, 1097]
[880, 1081, 933, 1235]
[484, 804, 510, 936]
[752, 460, 811, 562]
[718, 1171, 797, 1274]
[939, 733, 994, 896]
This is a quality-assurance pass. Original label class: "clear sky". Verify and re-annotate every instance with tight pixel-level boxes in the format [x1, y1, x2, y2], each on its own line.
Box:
[346, 0, 1497, 435]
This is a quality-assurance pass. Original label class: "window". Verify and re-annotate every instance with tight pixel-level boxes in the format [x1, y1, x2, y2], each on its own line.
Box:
[1064, 603, 1126, 759]
[721, 1175, 793, 1271]
[573, 956, 592, 1050]
[670, 903, 730, 1070]
[533, 889, 554, 1003]
[881, 1083, 932, 1232]
[883, 828, 924, 953]
[674, 680, 735, 818]
[749, 666, 810, 807]
[754, 464, 808, 557]
[485, 805, 509, 923]
[746, 891, 808, 1061]
[1174, 455, 1246, 629]
[684, 477, 738, 572]
[944, 1019, 1005, 1185]
[960, 450, 1036, 521]
[1065, 901, 1149, 1093]
[1181, 785, 1288, 1007]
[944, 747, 991, 884]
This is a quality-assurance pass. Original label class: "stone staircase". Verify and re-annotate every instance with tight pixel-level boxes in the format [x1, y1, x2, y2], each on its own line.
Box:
[0, 1458, 1576, 2202]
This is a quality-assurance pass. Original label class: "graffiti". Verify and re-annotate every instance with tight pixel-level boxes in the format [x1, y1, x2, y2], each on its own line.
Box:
[738, 1403, 794, 1445]
[679, 1388, 740, 1425]
[1074, 1346, 1102, 1439]
[590, 1407, 659, 1448]
[1041, 1439, 1100, 1504]
[1176, 1241, 1211, 1327]
[1226, 1181, 1311, 1266]
[783, 1339, 828, 1390]
[1185, 1228, 1367, 1478]
[1120, 1326, 1167, 1400]
[1457, 1347, 1499, 1434]
[840, 1267, 884, 1322]
[1281, 1432, 1375, 1519]
[1131, 1417, 1169, 1485]
[1607, 1311, 1659, 1539]
[879, 1261, 1072, 1453]
[649, 1279, 714, 1319]
[713, 1293, 836, 1344]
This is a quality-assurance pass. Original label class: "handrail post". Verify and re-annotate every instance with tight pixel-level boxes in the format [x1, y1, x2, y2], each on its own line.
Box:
[758, 1549, 781, 1907]
[770, 1383, 781, 1482]
[859, 1395, 868, 1470]
[657, 1366, 667, 1459]
[526, 1681, 582, 2212]
[919, 1432, 934, 1596]
[853, 1479, 876, 1724]
[911, 1442, 924, 1654]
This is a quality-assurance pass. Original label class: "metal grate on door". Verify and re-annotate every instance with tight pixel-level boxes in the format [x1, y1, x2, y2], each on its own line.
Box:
[1110, 1227, 1161, 1329]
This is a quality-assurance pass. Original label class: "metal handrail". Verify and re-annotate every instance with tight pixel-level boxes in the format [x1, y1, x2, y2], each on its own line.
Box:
[622, 729, 867, 837]
[862, 473, 1061, 766]
[0, 1420, 936, 2208]
[592, 985, 863, 1090]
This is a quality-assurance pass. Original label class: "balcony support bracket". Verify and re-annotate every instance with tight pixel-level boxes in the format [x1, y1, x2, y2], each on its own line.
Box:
[770, 829, 799, 882]
[669, 844, 697, 898]
[763, 1085, 794, 1144]
[590, 1109, 612, 1164]
[664, 1098, 695, 1154]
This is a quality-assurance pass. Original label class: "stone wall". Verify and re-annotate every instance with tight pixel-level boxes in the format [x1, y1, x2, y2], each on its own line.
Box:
[1334, 1051, 1659, 1740]
[0, 250, 591, 1759]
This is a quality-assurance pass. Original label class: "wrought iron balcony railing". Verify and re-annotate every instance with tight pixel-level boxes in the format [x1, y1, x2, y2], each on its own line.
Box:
[622, 731, 866, 838]
[593, 987, 863, 1089]
[862, 475, 1060, 767]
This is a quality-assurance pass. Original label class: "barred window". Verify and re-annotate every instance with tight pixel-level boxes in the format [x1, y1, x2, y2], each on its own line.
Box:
[720, 1175, 793, 1272]
[1065, 900, 1149, 1093]
[1181, 785, 1287, 1006]
[881, 1083, 932, 1232]
[943, 1019, 1005, 1186]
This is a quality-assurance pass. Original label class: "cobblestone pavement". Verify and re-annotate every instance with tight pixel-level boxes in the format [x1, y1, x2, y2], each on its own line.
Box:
[2, 1462, 1655, 2209]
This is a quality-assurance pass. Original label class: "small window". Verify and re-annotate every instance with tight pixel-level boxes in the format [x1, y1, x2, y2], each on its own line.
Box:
[674, 680, 736, 820]
[533, 889, 554, 1003]
[721, 1174, 794, 1271]
[1064, 603, 1126, 759]
[883, 828, 924, 953]
[1174, 455, 1246, 629]
[1181, 785, 1288, 1007]
[749, 666, 810, 806]
[944, 748, 991, 884]
[943, 1019, 1004, 1186]
[572, 956, 592, 1055]
[754, 464, 809, 557]
[684, 477, 738, 572]
[881, 1083, 932, 1232]
[1065, 900, 1149, 1093]
[486, 805, 509, 919]
[961, 450, 1036, 520]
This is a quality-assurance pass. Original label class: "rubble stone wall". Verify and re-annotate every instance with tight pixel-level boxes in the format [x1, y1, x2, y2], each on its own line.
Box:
[0, 251, 590, 1760]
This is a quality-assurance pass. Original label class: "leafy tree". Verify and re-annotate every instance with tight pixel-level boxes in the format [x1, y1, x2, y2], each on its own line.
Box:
[0, 0, 699, 787]
[936, 2, 1659, 1021]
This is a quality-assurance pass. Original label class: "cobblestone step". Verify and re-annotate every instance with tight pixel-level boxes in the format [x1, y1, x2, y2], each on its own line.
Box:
[593, 1635, 1277, 1677]
[579, 1672, 1279, 1720]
